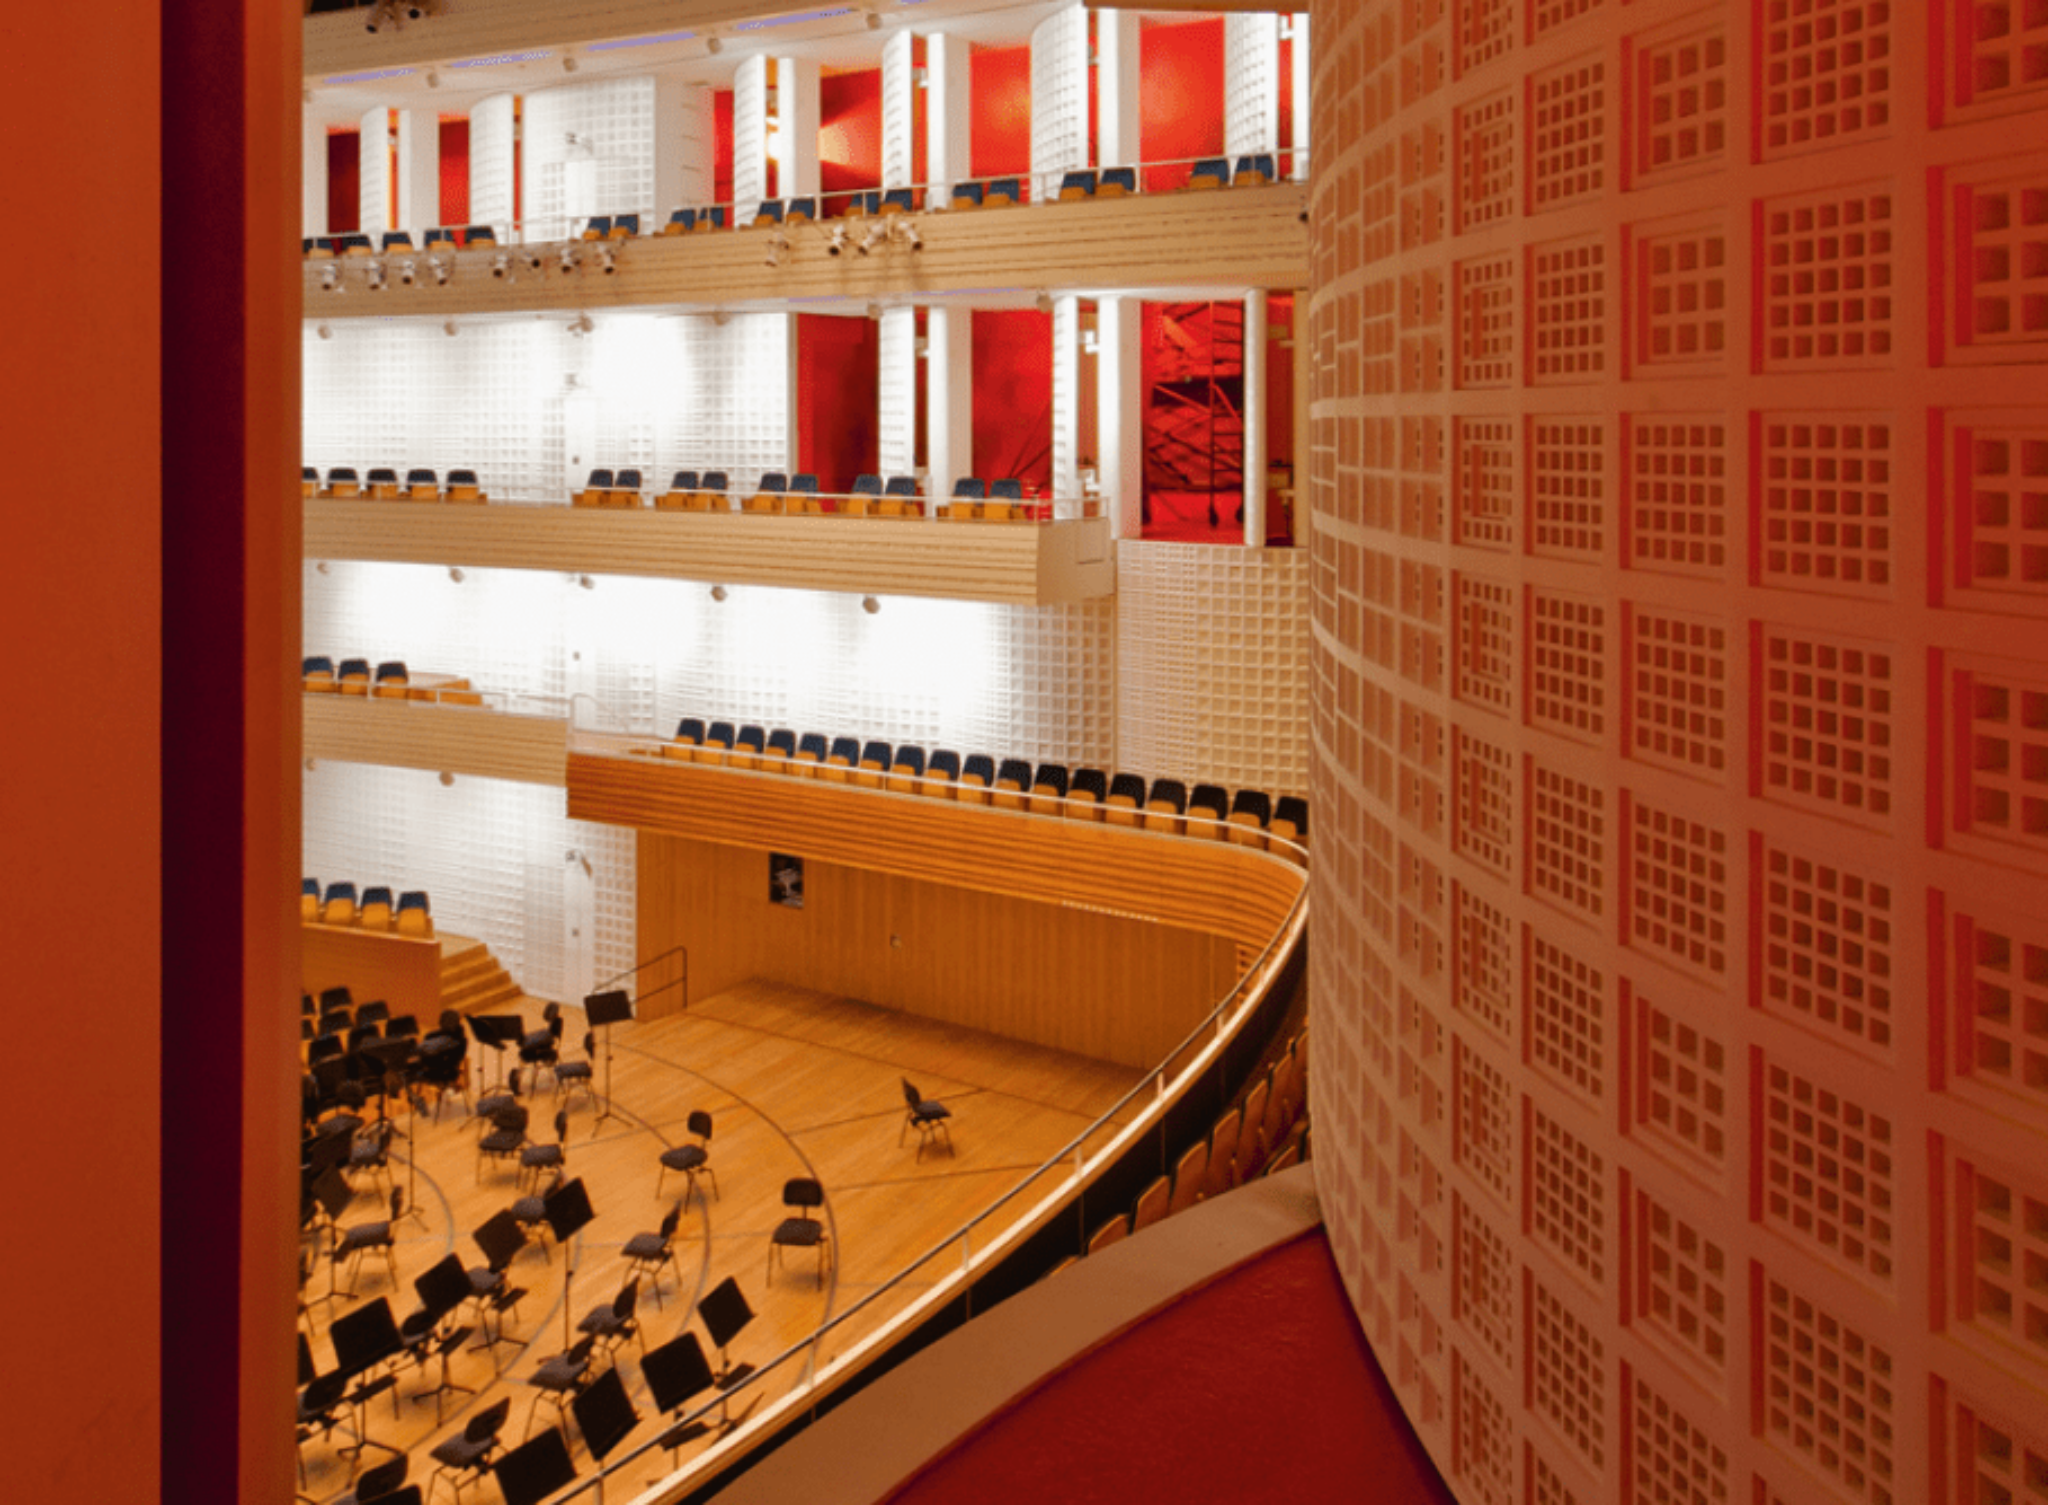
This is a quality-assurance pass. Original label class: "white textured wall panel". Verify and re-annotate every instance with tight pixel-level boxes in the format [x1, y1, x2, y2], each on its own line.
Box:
[877, 306, 917, 479]
[1224, 12, 1281, 160]
[468, 93, 517, 231]
[881, 27, 916, 192]
[521, 77, 659, 242]
[1029, 4, 1089, 205]
[358, 106, 393, 237]
[733, 53, 769, 218]
[1116, 543, 1308, 794]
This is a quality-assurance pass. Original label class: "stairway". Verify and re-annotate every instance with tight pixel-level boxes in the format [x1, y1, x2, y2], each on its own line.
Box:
[436, 933, 525, 1018]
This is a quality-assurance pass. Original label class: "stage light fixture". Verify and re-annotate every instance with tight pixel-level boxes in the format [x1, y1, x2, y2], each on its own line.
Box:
[492, 252, 512, 279]
[577, 575, 595, 590]
[398, 258, 417, 286]
[764, 230, 791, 268]
[425, 69, 441, 89]
[595, 244, 617, 274]
[320, 264, 340, 292]
[827, 224, 848, 256]
[524, 250, 544, 273]
[438, 771, 455, 786]
[562, 54, 579, 72]
[857, 220, 888, 255]
[891, 218, 920, 252]
[558, 245, 579, 274]
[1034, 289, 1054, 314]
[447, 566, 464, 582]
[705, 36, 722, 54]
[567, 312, 595, 336]
[365, 258, 388, 290]
[428, 254, 449, 284]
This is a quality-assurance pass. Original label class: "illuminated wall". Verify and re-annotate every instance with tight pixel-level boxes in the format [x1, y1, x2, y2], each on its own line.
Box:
[1306, 3, 2048, 1503]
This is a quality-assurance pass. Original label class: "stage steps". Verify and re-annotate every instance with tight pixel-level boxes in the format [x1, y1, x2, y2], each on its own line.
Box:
[436, 933, 525, 1018]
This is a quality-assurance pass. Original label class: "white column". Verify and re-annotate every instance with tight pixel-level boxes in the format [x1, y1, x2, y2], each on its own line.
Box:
[1096, 10, 1141, 173]
[733, 54, 770, 216]
[653, 75, 713, 219]
[926, 34, 972, 206]
[357, 106, 392, 237]
[468, 94, 517, 231]
[877, 307, 918, 479]
[303, 114, 329, 239]
[394, 108, 440, 233]
[1051, 296, 1082, 509]
[1099, 295, 1143, 538]
[778, 56, 822, 201]
[1029, 4, 1089, 202]
[881, 28, 916, 192]
[925, 306, 972, 516]
[1290, 13, 1311, 180]
[1242, 291, 1267, 547]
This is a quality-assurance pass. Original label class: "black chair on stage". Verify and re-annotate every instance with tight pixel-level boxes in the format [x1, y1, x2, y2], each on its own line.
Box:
[334, 1187, 404, 1295]
[900, 1078, 954, 1159]
[520, 1334, 597, 1442]
[622, 1202, 685, 1308]
[427, 1395, 510, 1505]
[477, 1103, 530, 1182]
[462, 1209, 529, 1348]
[769, 1177, 829, 1286]
[334, 1449, 407, 1505]
[417, 1027, 468, 1120]
[520, 1109, 570, 1191]
[517, 1003, 563, 1095]
[295, 1367, 351, 1487]
[656, 1109, 718, 1203]
[555, 1032, 596, 1111]
[576, 1276, 644, 1365]
[346, 1117, 397, 1193]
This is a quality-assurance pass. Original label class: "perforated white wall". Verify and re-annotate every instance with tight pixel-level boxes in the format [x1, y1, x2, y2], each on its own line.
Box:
[303, 312, 791, 504]
[1029, 4, 1089, 204]
[357, 106, 392, 237]
[302, 762, 635, 1004]
[1050, 295, 1081, 505]
[1116, 542, 1309, 794]
[1225, 12, 1281, 161]
[733, 53, 769, 217]
[468, 93, 516, 231]
[881, 27, 915, 192]
[521, 77, 659, 242]
[876, 306, 917, 479]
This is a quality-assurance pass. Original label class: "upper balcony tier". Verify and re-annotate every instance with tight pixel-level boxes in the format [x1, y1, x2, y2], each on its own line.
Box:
[301, 182, 1311, 318]
[304, 497, 1116, 605]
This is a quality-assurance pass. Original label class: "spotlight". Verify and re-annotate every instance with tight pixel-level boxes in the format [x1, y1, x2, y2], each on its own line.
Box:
[558, 244, 579, 274]
[448, 566, 464, 582]
[861, 595, 880, 614]
[857, 220, 888, 255]
[764, 230, 791, 268]
[428, 254, 449, 285]
[442, 319, 458, 337]
[710, 584, 728, 602]
[320, 264, 340, 292]
[492, 252, 512, 279]
[577, 574, 595, 590]
[896, 220, 921, 251]
[827, 224, 848, 256]
[365, 258, 387, 290]
[595, 244, 617, 274]
[567, 312, 594, 336]
[524, 250, 544, 273]
[438, 771, 455, 787]
[398, 257, 416, 286]
[404, 1, 432, 19]
[316, 323, 333, 340]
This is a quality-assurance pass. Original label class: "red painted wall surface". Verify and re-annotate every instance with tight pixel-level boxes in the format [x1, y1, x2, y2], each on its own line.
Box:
[797, 314, 880, 496]
[439, 117, 469, 227]
[327, 128, 360, 233]
[820, 68, 881, 213]
[972, 309, 1052, 488]
[880, 1232, 1458, 1505]
[1141, 18, 1224, 190]
[713, 89, 734, 209]
[971, 45, 1031, 179]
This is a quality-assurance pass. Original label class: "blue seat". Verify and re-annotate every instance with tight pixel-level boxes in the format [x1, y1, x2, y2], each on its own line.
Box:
[758, 472, 788, 492]
[1098, 165, 1137, 196]
[927, 749, 962, 785]
[949, 181, 985, 209]
[396, 889, 432, 935]
[302, 465, 320, 488]
[993, 758, 1034, 808]
[1228, 788, 1273, 845]
[784, 198, 816, 224]
[396, 890, 430, 914]
[674, 716, 707, 746]
[365, 467, 399, 492]
[884, 476, 919, 498]
[422, 227, 457, 248]
[1233, 152, 1277, 185]
[878, 187, 917, 215]
[888, 745, 926, 790]
[462, 224, 497, 247]
[1272, 795, 1309, 846]
[752, 198, 785, 226]
[1189, 157, 1230, 190]
[615, 469, 643, 491]
[340, 233, 374, 254]
[373, 661, 409, 697]
[698, 206, 727, 230]
[302, 655, 333, 679]
[582, 215, 612, 240]
[951, 478, 987, 500]
[699, 470, 728, 492]
[611, 213, 640, 236]
[846, 190, 881, 216]
[666, 207, 696, 233]
[851, 474, 882, 496]
[826, 735, 860, 767]
[1057, 169, 1098, 200]
[790, 474, 819, 494]
[795, 732, 830, 767]
[1105, 772, 1148, 825]
[703, 721, 737, 754]
[447, 468, 478, 486]
[1030, 763, 1070, 809]
[985, 177, 1021, 206]
[669, 471, 699, 492]
[336, 659, 373, 694]
[990, 478, 1023, 500]
[405, 468, 438, 494]
[1190, 783, 1232, 830]
[1069, 767, 1109, 811]
[765, 728, 797, 760]
[959, 754, 997, 802]
[1144, 777, 1190, 833]
[380, 231, 414, 252]
[587, 469, 615, 489]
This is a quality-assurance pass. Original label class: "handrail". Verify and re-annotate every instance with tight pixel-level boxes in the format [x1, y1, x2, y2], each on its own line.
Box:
[591, 942, 688, 1017]
[547, 742, 1309, 1504]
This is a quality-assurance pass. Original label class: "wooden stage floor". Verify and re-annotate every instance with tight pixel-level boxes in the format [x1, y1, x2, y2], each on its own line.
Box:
[298, 979, 1144, 1502]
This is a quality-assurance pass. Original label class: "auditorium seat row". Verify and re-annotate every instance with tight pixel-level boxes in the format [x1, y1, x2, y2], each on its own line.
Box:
[305, 466, 487, 502]
[303, 225, 501, 257]
[1072, 1027, 1309, 1266]
[303, 879, 434, 937]
[301, 658, 482, 705]
[645, 716, 1308, 854]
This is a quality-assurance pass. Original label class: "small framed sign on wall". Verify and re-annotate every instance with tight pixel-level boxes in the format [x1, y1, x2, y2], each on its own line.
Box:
[769, 852, 805, 910]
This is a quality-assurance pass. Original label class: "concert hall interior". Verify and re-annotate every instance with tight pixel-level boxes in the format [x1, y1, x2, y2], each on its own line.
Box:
[13, 1, 2048, 1504]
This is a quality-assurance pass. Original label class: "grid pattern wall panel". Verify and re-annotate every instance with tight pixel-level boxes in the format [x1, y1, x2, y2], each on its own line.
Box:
[1225, 12, 1283, 161]
[1029, 5, 1089, 205]
[522, 77, 658, 242]
[302, 762, 634, 1004]
[733, 53, 769, 221]
[469, 94, 516, 229]
[1116, 543, 1309, 797]
[1305, 4, 2048, 1504]
[880, 27, 915, 192]
[358, 107, 392, 237]
[876, 306, 917, 480]
[303, 312, 790, 505]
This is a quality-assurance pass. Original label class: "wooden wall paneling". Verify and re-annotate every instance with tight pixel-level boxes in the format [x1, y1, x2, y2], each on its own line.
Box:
[636, 832, 1237, 1069]
[304, 505, 1115, 606]
[302, 694, 570, 785]
[300, 924, 443, 1025]
[302, 186, 1310, 315]
[574, 752, 1305, 949]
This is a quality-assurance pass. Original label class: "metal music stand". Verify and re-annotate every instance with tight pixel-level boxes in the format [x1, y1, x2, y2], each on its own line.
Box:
[468, 1209, 530, 1355]
[329, 1296, 405, 1461]
[641, 1330, 716, 1452]
[492, 1426, 577, 1505]
[542, 1177, 597, 1350]
[582, 989, 633, 1132]
[306, 1165, 356, 1311]
[697, 1275, 756, 1393]
[468, 1014, 524, 1094]
[406, 1254, 476, 1422]
[569, 1365, 639, 1464]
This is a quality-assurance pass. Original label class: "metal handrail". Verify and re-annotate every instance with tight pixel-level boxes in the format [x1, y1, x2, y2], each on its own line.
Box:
[591, 942, 688, 1017]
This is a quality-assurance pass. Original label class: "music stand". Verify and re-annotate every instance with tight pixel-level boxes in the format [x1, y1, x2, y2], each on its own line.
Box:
[492, 1426, 577, 1505]
[408, 1254, 476, 1420]
[570, 1365, 640, 1464]
[583, 989, 633, 1132]
[641, 1330, 715, 1452]
[308, 1165, 356, 1309]
[330, 1296, 404, 1460]
[469, 1210, 530, 1355]
[542, 1176, 597, 1349]
[468, 1014, 523, 1093]
[697, 1276, 756, 1388]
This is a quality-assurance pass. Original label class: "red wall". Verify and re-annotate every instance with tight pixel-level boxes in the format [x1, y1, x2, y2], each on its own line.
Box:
[797, 314, 880, 496]
[881, 1234, 1458, 1505]
[439, 117, 468, 227]
[819, 68, 881, 212]
[327, 128, 359, 233]
[1141, 18, 1225, 190]
[971, 45, 1031, 179]
[971, 309, 1052, 488]
[713, 89, 734, 209]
